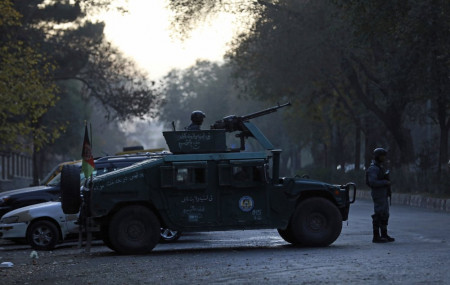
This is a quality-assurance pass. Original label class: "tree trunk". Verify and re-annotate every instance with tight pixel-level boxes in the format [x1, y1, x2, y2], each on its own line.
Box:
[345, 58, 414, 166]
[32, 144, 39, 186]
[437, 94, 450, 174]
[355, 124, 361, 171]
[437, 119, 449, 175]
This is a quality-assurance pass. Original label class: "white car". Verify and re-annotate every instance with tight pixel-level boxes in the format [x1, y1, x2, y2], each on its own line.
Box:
[0, 201, 78, 250]
[0, 201, 182, 250]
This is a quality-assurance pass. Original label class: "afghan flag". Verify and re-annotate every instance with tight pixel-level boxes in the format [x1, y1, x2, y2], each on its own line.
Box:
[81, 125, 95, 178]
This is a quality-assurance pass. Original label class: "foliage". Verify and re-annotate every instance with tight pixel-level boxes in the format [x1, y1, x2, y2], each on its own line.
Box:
[1, 0, 162, 183]
[0, 0, 61, 152]
[167, 0, 450, 193]
[11, 0, 161, 120]
[167, 0, 259, 39]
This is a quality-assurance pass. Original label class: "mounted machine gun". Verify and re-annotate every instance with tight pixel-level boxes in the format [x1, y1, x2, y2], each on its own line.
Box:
[211, 102, 291, 150]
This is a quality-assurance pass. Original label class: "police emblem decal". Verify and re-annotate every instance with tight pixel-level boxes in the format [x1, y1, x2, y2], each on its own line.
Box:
[239, 196, 254, 212]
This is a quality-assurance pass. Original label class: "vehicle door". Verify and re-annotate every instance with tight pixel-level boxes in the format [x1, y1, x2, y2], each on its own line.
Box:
[217, 159, 269, 226]
[160, 161, 217, 227]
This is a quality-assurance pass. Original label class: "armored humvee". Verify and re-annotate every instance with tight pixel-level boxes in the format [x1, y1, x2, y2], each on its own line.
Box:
[60, 103, 356, 254]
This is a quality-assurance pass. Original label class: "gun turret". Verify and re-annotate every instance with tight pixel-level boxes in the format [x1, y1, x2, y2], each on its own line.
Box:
[211, 102, 291, 150]
[211, 102, 291, 132]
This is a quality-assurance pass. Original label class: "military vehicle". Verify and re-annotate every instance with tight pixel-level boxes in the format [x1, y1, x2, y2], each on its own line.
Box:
[60, 103, 356, 254]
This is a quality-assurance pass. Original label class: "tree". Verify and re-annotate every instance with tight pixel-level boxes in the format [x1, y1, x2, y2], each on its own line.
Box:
[335, 0, 450, 171]
[167, 0, 449, 191]
[2, 1, 163, 182]
[0, 0, 65, 184]
[13, 0, 161, 120]
[0, 0, 61, 152]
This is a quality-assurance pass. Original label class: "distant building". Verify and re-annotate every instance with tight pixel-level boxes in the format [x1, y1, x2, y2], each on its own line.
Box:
[0, 151, 33, 192]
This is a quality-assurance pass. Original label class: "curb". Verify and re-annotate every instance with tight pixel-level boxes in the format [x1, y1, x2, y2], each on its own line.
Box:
[356, 190, 450, 213]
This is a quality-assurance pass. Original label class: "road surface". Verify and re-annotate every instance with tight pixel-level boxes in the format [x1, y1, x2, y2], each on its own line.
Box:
[1, 200, 449, 284]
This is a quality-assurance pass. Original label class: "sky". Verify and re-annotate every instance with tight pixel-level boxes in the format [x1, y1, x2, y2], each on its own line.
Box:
[100, 0, 239, 79]
[97, 0, 247, 148]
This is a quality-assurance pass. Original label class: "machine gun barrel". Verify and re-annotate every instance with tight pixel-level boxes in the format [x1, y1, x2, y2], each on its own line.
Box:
[241, 102, 291, 121]
[211, 102, 291, 133]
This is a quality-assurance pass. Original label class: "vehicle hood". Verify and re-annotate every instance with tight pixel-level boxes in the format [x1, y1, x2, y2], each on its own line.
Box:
[0, 185, 57, 197]
[92, 157, 163, 185]
[1, 201, 62, 219]
[293, 177, 331, 191]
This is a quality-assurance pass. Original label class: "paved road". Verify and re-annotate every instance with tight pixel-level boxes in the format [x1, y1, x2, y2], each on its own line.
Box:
[1, 200, 449, 284]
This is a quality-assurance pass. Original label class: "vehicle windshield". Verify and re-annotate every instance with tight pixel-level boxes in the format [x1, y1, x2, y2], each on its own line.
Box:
[46, 173, 63, 186]
[41, 164, 62, 186]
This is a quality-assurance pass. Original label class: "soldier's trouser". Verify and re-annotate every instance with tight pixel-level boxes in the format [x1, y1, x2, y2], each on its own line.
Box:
[371, 189, 390, 235]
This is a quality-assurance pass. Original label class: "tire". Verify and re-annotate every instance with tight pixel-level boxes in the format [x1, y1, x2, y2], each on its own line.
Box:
[61, 164, 81, 214]
[160, 228, 182, 243]
[27, 220, 60, 250]
[108, 206, 160, 254]
[291, 197, 342, 247]
[100, 224, 116, 251]
[277, 227, 297, 245]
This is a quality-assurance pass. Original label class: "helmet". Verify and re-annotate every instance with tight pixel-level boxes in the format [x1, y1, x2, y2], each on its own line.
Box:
[373, 148, 387, 160]
[191, 110, 206, 124]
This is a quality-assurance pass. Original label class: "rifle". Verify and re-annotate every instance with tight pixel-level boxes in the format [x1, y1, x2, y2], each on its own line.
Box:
[385, 170, 392, 205]
[211, 102, 291, 132]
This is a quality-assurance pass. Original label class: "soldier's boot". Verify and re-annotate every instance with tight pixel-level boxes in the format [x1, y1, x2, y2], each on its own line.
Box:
[380, 221, 395, 242]
[372, 215, 387, 243]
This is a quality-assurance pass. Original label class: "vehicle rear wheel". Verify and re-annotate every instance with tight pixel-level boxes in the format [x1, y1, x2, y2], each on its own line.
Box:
[160, 228, 182, 243]
[291, 197, 342, 247]
[27, 220, 60, 250]
[61, 165, 81, 214]
[108, 206, 160, 254]
[100, 224, 115, 251]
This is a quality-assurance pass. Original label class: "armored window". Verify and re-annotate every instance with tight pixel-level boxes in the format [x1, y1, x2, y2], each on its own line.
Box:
[175, 167, 206, 185]
[229, 160, 267, 187]
[194, 168, 206, 183]
[170, 161, 207, 188]
[176, 168, 189, 183]
[232, 166, 253, 182]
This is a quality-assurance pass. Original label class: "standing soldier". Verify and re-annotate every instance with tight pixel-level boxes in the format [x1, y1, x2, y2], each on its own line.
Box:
[186, 110, 206, 131]
[366, 148, 395, 243]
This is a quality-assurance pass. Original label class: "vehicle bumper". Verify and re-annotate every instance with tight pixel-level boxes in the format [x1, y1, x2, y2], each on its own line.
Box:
[0, 222, 28, 239]
[340, 183, 357, 221]
[0, 206, 13, 218]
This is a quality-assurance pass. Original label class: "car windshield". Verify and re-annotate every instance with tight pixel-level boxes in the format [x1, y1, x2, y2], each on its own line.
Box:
[46, 173, 63, 186]
[41, 164, 63, 186]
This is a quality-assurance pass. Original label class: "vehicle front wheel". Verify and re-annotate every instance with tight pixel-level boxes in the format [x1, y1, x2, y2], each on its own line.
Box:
[108, 206, 160, 254]
[27, 220, 60, 250]
[160, 228, 182, 243]
[290, 197, 342, 247]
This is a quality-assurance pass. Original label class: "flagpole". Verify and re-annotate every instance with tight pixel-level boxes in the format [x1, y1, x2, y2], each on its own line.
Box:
[89, 122, 93, 182]
[87, 122, 93, 253]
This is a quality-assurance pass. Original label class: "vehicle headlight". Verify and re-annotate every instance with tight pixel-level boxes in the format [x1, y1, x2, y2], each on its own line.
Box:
[1, 216, 19, 224]
[0, 195, 10, 206]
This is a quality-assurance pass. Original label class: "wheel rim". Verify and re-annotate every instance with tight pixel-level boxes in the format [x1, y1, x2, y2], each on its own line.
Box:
[126, 221, 146, 241]
[32, 226, 54, 246]
[160, 228, 178, 240]
[307, 212, 327, 232]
